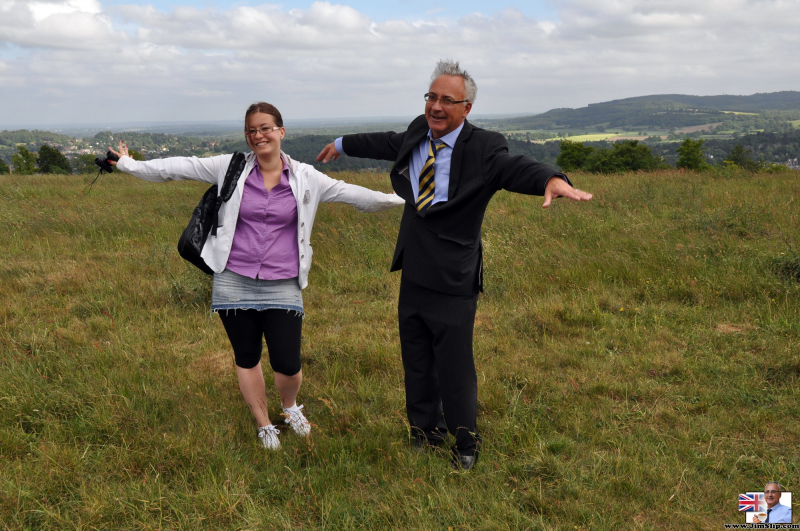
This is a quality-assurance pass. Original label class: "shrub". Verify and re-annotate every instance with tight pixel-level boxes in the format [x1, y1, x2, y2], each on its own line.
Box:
[74, 154, 98, 174]
[557, 140, 595, 171]
[37, 144, 72, 174]
[676, 138, 710, 171]
[583, 140, 668, 174]
[11, 146, 37, 175]
[724, 144, 761, 172]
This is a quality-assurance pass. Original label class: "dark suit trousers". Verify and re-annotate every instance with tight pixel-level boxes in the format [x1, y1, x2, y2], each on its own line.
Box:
[398, 277, 480, 455]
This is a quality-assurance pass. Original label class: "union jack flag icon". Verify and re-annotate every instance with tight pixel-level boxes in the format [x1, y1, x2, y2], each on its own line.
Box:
[739, 492, 766, 512]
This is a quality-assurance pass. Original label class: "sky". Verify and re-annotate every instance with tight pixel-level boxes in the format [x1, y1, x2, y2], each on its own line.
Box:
[1, 0, 798, 128]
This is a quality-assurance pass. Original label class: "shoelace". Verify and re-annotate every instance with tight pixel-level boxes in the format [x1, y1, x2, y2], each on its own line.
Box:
[283, 405, 310, 433]
[258, 425, 280, 435]
[257, 424, 280, 448]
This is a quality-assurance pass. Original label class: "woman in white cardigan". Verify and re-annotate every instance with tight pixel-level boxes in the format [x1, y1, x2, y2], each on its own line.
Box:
[109, 102, 404, 450]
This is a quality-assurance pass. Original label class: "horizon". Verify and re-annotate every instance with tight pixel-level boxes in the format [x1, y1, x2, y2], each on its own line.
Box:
[0, 113, 522, 132]
[3, 89, 798, 134]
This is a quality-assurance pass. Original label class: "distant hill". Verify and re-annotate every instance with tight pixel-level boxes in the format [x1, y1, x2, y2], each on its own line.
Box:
[621, 92, 800, 111]
[483, 91, 800, 131]
[0, 129, 81, 166]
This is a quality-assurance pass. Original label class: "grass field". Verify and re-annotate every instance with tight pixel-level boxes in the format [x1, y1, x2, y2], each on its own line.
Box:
[506, 131, 663, 143]
[502, 132, 632, 142]
[721, 111, 760, 116]
[552, 133, 621, 142]
[1, 168, 799, 529]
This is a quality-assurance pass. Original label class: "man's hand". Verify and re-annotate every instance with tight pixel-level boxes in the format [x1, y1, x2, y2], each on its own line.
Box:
[542, 176, 593, 208]
[316, 142, 341, 163]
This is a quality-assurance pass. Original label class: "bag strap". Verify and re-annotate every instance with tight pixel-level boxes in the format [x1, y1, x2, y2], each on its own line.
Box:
[220, 151, 246, 202]
[211, 151, 248, 237]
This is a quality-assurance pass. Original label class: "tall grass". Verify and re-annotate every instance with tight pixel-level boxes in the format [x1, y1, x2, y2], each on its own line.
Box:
[1, 167, 798, 529]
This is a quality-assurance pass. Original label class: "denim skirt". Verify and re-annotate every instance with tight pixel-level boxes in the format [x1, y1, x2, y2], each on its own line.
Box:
[211, 269, 304, 314]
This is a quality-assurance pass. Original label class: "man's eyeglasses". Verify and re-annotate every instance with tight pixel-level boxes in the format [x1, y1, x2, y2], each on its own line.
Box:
[764, 490, 781, 494]
[245, 126, 281, 137]
[424, 93, 469, 108]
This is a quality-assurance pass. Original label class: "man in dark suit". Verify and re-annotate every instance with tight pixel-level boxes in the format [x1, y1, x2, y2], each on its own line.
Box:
[317, 60, 592, 470]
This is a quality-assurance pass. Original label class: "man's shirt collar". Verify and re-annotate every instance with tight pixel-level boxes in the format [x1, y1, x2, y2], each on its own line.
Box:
[427, 121, 465, 148]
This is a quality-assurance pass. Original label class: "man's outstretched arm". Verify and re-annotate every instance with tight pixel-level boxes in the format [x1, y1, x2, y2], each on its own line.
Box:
[483, 137, 592, 207]
[317, 124, 414, 164]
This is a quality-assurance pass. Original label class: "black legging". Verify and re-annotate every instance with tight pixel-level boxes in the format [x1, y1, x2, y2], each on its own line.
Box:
[218, 309, 303, 374]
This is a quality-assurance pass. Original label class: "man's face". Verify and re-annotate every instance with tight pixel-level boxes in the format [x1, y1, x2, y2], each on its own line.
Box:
[425, 75, 472, 139]
[764, 484, 781, 508]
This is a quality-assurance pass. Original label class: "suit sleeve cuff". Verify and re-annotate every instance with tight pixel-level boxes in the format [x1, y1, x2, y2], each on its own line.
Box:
[334, 137, 346, 156]
[545, 172, 571, 189]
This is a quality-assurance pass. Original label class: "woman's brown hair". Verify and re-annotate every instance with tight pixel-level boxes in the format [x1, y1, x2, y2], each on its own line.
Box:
[244, 102, 284, 130]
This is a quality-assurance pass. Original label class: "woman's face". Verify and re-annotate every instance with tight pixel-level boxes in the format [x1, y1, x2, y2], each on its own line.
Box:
[245, 112, 284, 158]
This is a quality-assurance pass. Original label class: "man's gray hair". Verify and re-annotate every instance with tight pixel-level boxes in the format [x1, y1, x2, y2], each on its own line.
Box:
[431, 59, 477, 103]
[765, 482, 783, 492]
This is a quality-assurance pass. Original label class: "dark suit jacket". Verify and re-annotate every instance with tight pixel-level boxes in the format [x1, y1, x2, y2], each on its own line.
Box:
[343, 115, 568, 296]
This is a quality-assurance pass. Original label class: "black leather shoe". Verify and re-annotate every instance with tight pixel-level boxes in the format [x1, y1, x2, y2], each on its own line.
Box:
[451, 453, 478, 471]
[450, 443, 480, 471]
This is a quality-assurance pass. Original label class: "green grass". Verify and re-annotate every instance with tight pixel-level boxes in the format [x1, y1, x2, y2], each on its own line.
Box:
[1, 168, 799, 529]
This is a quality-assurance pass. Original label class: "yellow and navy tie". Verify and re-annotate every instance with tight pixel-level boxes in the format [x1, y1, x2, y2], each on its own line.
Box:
[416, 139, 446, 211]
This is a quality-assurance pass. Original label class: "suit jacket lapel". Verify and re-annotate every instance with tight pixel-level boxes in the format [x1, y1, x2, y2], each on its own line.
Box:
[391, 115, 428, 203]
[446, 119, 472, 201]
[397, 116, 429, 173]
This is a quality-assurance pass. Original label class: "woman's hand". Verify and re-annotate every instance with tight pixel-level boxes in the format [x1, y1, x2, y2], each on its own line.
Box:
[107, 140, 129, 166]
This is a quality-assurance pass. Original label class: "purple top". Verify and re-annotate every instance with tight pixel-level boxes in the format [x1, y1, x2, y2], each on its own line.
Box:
[226, 157, 299, 280]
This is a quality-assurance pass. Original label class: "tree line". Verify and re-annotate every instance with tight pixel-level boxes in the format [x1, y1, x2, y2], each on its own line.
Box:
[3, 132, 798, 176]
[556, 137, 791, 174]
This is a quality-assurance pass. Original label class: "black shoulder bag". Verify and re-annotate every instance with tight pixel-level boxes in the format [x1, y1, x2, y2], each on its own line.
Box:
[177, 152, 247, 274]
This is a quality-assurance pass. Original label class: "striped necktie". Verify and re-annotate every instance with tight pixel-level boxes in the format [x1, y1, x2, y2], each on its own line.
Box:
[416, 139, 446, 211]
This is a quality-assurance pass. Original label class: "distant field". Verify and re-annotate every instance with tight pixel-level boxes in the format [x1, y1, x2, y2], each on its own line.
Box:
[1, 170, 799, 529]
[555, 132, 657, 142]
[721, 111, 760, 116]
[675, 122, 723, 134]
[791, 120, 800, 128]
[558, 133, 620, 142]
[506, 130, 666, 143]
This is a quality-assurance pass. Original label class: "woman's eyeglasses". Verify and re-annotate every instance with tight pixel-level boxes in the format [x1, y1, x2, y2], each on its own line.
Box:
[245, 126, 281, 137]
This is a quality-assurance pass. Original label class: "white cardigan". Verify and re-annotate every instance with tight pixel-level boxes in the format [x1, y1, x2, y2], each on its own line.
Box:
[117, 151, 405, 288]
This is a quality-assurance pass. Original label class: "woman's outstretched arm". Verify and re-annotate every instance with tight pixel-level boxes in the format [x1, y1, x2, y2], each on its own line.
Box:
[108, 140, 231, 185]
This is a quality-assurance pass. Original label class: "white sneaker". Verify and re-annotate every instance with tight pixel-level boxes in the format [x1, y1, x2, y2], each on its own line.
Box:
[282, 404, 311, 436]
[257, 424, 280, 450]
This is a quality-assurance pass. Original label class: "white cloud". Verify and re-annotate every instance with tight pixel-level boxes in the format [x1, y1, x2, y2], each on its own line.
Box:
[27, 0, 102, 22]
[0, 0, 121, 50]
[0, 0, 798, 126]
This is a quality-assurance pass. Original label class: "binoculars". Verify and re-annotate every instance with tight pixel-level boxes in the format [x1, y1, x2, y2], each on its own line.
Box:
[94, 151, 119, 173]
